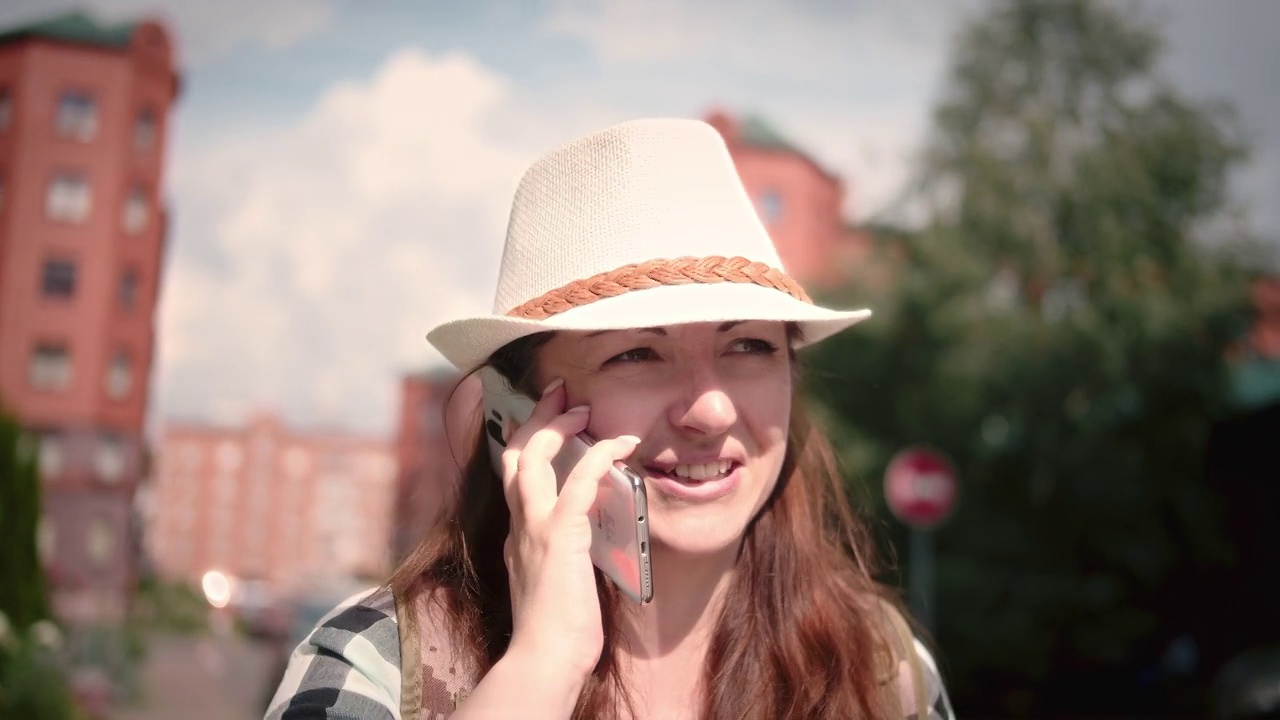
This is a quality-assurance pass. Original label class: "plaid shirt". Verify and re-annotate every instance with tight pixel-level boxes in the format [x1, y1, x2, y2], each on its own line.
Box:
[266, 588, 404, 719]
[265, 587, 957, 719]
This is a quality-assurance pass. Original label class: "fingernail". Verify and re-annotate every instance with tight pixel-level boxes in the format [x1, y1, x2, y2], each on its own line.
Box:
[617, 435, 641, 445]
[566, 405, 590, 414]
[541, 377, 564, 396]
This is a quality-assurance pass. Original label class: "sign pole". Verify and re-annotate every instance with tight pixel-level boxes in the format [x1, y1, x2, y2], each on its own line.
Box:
[909, 527, 935, 634]
[884, 447, 957, 637]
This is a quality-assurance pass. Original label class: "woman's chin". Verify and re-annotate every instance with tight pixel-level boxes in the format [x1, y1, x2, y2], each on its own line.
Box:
[648, 514, 746, 559]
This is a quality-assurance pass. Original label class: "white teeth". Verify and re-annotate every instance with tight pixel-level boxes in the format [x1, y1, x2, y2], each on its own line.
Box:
[682, 463, 707, 480]
[672, 461, 732, 481]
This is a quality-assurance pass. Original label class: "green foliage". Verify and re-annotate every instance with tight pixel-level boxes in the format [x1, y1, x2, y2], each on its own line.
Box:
[132, 577, 209, 636]
[0, 410, 78, 717]
[0, 408, 50, 633]
[806, 0, 1259, 715]
[62, 623, 147, 707]
[0, 619, 81, 720]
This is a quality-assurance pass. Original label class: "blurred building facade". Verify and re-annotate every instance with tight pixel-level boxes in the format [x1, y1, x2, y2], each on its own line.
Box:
[0, 12, 179, 624]
[145, 413, 398, 595]
[391, 371, 480, 562]
[1228, 274, 1280, 409]
[705, 110, 873, 290]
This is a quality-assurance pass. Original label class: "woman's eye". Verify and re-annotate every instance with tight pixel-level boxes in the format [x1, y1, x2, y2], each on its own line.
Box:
[728, 338, 779, 355]
[606, 347, 659, 364]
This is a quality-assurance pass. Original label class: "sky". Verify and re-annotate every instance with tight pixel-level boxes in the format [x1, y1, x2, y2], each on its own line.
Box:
[3, 0, 1277, 437]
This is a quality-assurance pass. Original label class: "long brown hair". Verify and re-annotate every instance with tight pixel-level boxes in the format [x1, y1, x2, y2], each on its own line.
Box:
[390, 328, 908, 718]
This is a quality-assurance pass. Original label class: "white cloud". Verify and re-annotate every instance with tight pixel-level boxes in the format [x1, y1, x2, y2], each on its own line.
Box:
[155, 49, 543, 435]
[0, 0, 335, 64]
[542, 0, 722, 65]
[157, 0, 335, 61]
[542, 0, 967, 77]
[781, 108, 933, 224]
[539, 0, 971, 223]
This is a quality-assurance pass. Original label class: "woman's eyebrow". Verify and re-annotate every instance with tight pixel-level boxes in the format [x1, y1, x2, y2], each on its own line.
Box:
[585, 327, 668, 338]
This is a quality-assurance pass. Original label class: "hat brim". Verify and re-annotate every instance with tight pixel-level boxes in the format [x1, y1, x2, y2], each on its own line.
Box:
[428, 283, 870, 372]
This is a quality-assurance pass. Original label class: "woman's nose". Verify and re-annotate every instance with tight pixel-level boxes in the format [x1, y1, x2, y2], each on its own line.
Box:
[670, 386, 738, 438]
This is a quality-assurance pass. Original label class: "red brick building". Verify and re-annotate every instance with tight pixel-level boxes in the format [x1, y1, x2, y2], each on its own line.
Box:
[705, 110, 872, 290]
[391, 371, 480, 562]
[1246, 275, 1280, 359]
[1228, 274, 1280, 409]
[0, 12, 179, 623]
[145, 413, 398, 596]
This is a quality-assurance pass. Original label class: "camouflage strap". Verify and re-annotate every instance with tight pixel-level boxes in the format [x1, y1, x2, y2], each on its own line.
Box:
[395, 589, 423, 719]
[398, 591, 477, 719]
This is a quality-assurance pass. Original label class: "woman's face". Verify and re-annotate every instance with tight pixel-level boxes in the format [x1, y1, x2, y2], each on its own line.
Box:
[536, 320, 793, 557]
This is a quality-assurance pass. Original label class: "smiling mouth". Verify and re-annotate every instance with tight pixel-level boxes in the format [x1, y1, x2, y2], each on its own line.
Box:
[650, 460, 738, 483]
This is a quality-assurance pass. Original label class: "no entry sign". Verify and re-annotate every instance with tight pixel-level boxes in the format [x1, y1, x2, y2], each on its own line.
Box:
[884, 448, 958, 529]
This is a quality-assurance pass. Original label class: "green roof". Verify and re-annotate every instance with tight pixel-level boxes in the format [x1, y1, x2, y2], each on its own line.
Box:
[0, 11, 138, 50]
[739, 115, 801, 153]
[736, 113, 840, 181]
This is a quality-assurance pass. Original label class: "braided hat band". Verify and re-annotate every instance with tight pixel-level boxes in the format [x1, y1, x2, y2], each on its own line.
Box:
[507, 256, 812, 321]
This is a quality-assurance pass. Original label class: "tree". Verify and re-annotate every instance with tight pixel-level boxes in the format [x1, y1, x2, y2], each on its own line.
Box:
[0, 407, 50, 631]
[0, 406, 65, 716]
[805, 1, 1257, 715]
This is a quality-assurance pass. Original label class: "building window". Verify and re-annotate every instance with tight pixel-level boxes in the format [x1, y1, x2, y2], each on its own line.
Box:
[39, 434, 65, 479]
[85, 517, 115, 567]
[46, 173, 91, 223]
[41, 260, 77, 298]
[29, 344, 71, 391]
[758, 189, 784, 224]
[134, 108, 156, 151]
[37, 516, 56, 566]
[105, 352, 132, 400]
[0, 87, 11, 131]
[96, 435, 126, 483]
[119, 269, 139, 310]
[56, 90, 97, 141]
[122, 185, 148, 234]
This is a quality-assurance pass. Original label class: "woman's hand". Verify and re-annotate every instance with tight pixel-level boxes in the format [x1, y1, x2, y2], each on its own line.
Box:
[498, 377, 640, 687]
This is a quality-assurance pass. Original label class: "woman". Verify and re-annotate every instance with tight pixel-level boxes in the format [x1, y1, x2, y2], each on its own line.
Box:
[266, 118, 955, 719]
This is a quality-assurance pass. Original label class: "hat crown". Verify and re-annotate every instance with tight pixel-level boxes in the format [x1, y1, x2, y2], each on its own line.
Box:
[491, 118, 785, 315]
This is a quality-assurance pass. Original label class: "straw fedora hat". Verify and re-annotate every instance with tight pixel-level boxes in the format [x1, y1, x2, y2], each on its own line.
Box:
[427, 118, 871, 371]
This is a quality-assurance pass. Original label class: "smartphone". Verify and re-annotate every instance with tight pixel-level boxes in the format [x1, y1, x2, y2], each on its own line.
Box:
[479, 367, 654, 604]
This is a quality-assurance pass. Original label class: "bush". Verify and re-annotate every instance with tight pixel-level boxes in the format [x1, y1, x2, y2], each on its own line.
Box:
[0, 614, 82, 720]
[133, 577, 209, 635]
